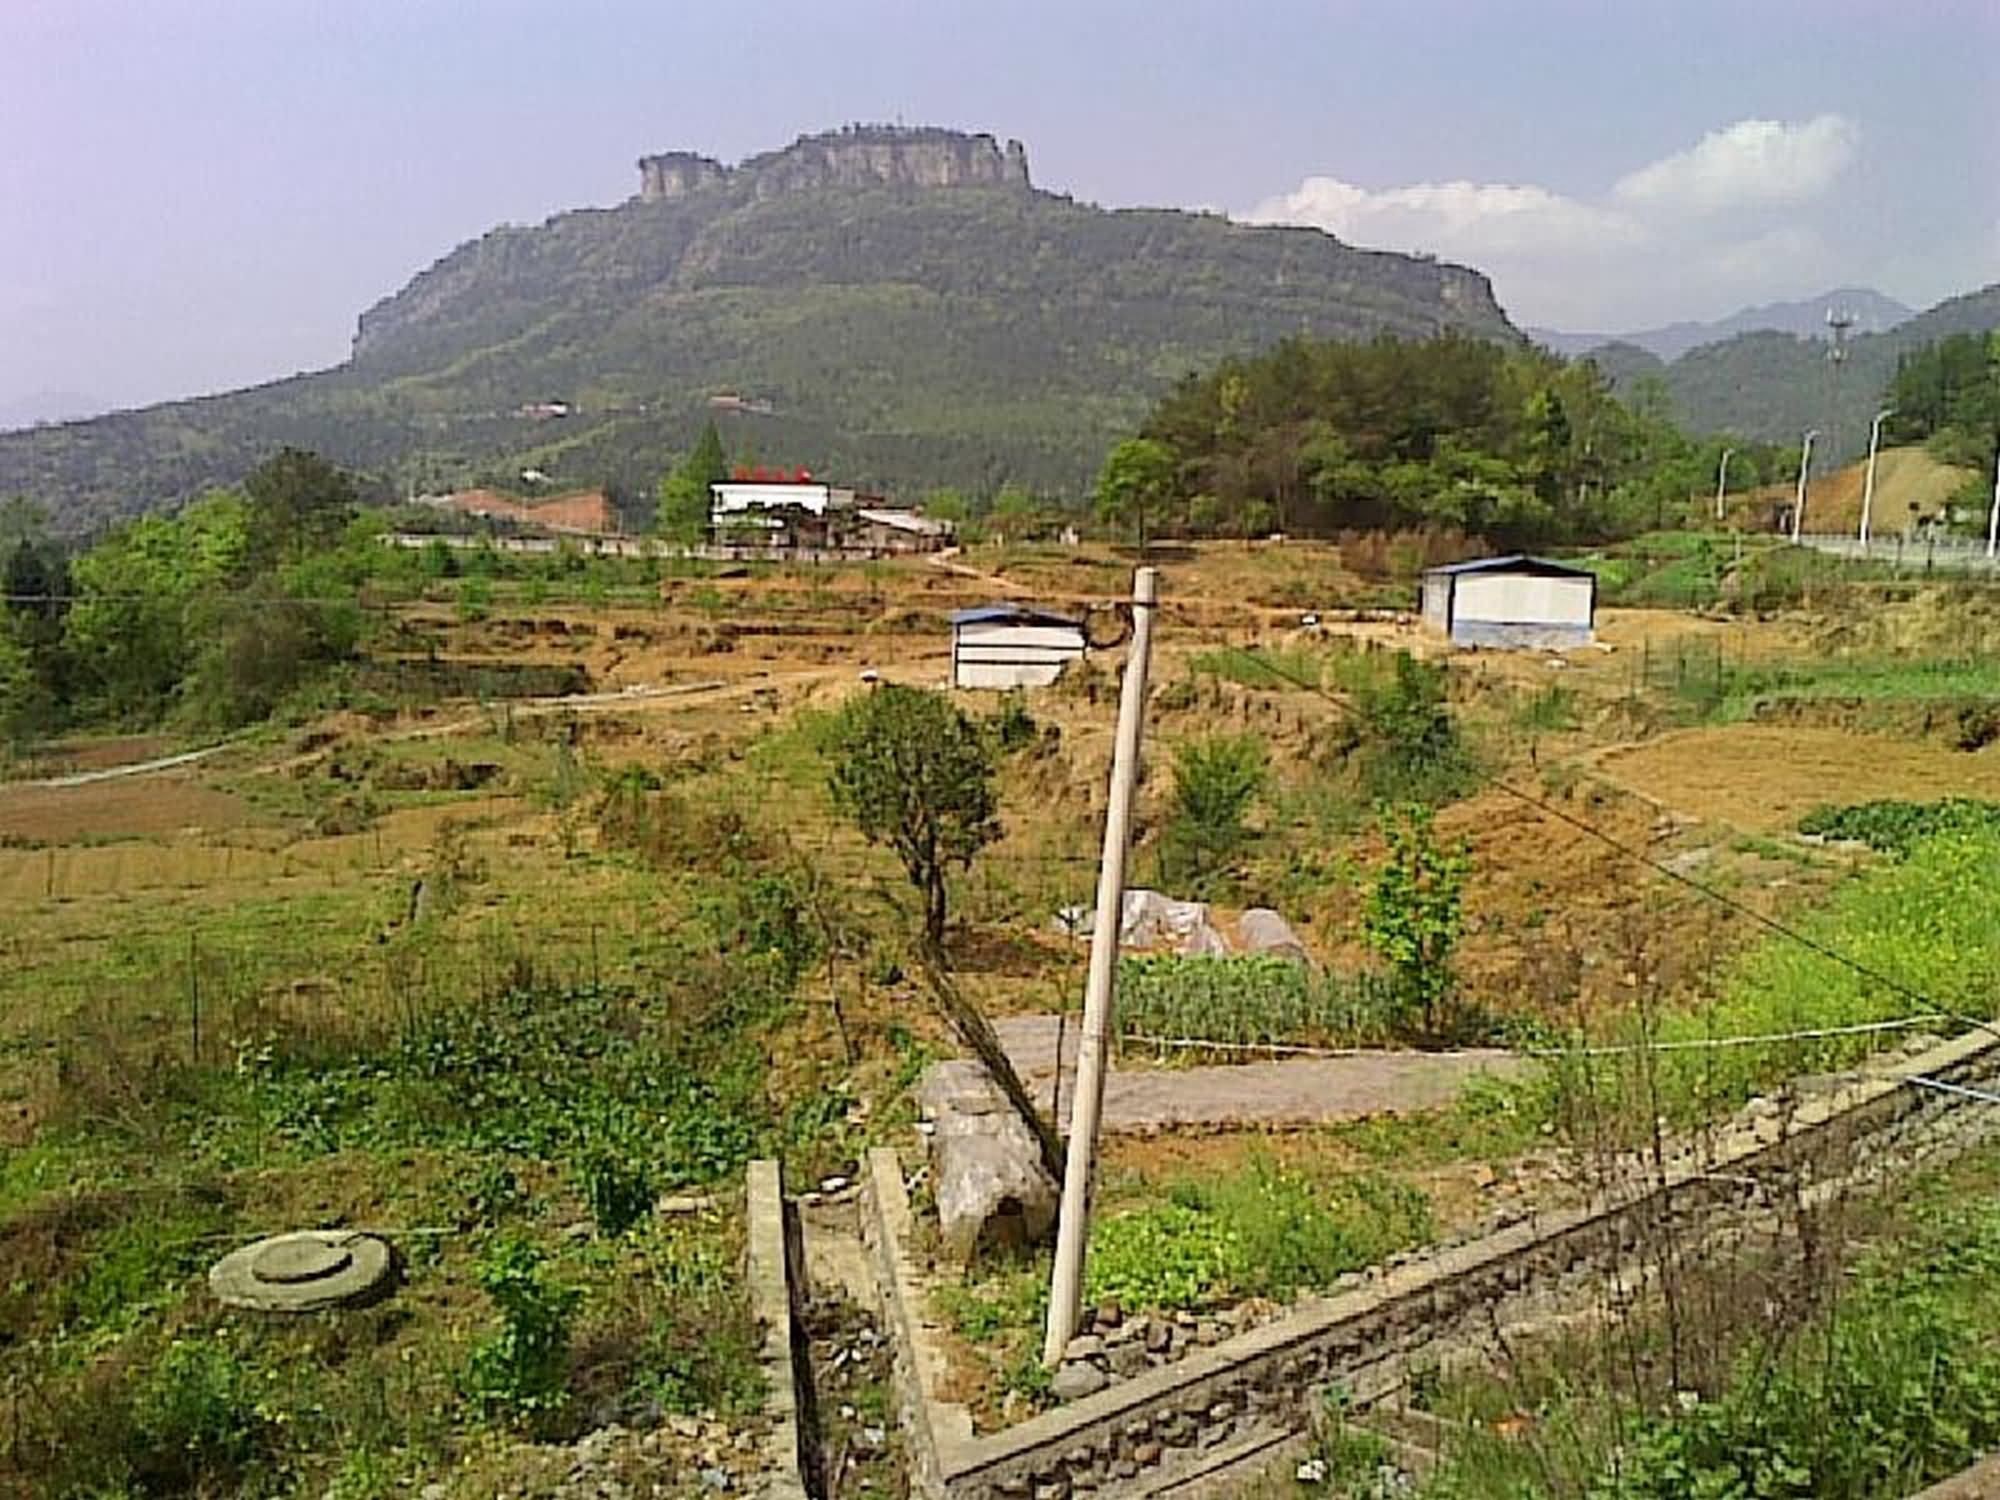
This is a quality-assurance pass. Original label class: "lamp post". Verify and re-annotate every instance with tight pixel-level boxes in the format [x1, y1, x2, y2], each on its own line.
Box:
[1714, 447, 1736, 523]
[1859, 409, 1894, 547]
[1790, 429, 1818, 543]
[1987, 443, 1999, 562]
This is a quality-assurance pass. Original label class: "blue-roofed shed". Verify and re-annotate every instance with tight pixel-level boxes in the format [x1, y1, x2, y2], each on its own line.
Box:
[949, 603, 1087, 689]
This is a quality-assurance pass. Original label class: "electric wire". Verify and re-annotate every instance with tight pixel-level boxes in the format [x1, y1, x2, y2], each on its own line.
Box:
[1204, 639, 1954, 1018]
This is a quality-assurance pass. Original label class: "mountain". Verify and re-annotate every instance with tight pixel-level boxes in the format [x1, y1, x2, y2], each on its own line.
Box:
[0, 125, 1518, 537]
[1585, 284, 2000, 459]
[1532, 287, 1914, 363]
[0, 390, 108, 432]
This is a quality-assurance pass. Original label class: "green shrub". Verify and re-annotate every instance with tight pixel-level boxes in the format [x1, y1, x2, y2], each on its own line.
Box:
[986, 692, 1040, 752]
[464, 1237, 581, 1427]
[575, 1148, 656, 1237]
[1363, 803, 1472, 1044]
[1799, 798, 2000, 857]
[1349, 652, 1477, 804]
[1158, 734, 1268, 891]
[132, 1337, 272, 1487]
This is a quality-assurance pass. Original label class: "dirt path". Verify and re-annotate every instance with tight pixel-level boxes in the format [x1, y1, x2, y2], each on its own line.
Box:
[992, 1015, 1527, 1132]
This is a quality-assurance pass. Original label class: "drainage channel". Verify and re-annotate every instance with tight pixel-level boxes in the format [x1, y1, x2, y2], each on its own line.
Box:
[756, 1161, 908, 1500]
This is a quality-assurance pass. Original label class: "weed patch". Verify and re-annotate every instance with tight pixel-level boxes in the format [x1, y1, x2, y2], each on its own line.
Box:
[1087, 1159, 1433, 1312]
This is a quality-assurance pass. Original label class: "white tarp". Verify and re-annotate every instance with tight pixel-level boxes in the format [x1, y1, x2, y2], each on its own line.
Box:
[1052, 888, 1230, 957]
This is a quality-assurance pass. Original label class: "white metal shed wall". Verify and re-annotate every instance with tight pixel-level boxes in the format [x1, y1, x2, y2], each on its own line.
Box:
[1420, 574, 1453, 633]
[952, 621, 1086, 690]
[1452, 573, 1593, 628]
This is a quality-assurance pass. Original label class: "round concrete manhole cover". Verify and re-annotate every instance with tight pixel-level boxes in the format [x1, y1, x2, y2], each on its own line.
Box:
[209, 1231, 396, 1312]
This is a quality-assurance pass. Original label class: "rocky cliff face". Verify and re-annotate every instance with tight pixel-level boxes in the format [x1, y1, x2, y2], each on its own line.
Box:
[637, 126, 1029, 202]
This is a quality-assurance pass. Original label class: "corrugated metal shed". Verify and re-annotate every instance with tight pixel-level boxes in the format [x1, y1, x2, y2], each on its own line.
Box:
[950, 603, 1087, 689]
[1419, 554, 1597, 650]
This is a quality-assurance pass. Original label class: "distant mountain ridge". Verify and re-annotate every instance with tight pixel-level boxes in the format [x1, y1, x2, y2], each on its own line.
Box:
[1531, 287, 1914, 363]
[0, 125, 1519, 536]
[1583, 283, 2000, 459]
[0, 390, 109, 433]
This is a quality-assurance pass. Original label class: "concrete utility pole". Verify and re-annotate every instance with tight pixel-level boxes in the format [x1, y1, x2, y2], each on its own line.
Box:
[1860, 408, 1894, 547]
[1714, 447, 1736, 523]
[1988, 444, 2000, 561]
[1791, 429, 1819, 543]
[1044, 565, 1158, 1368]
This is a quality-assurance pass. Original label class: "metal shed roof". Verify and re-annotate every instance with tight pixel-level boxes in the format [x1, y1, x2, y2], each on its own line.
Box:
[949, 603, 1084, 629]
[1421, 554, 1596, 579]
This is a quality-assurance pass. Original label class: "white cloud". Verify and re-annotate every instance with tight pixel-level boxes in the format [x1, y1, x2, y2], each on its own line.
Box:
[1612, 115, 1859, 215]
[1243, 115, 1867, 329]
[1248, 177, 1639, 257]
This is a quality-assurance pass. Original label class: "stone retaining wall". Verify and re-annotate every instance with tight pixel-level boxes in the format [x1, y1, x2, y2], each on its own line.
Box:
[863, 1028, 2000, 1500]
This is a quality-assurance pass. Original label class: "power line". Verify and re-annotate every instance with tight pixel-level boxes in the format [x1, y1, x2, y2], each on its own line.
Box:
[1205, 640, 1948, 1015]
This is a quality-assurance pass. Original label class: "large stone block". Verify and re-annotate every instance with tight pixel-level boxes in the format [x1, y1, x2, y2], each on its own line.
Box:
[918, 1061, 1059, 1263]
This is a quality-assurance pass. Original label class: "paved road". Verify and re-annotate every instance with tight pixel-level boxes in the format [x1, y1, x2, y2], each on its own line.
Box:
[992, 1014, 1529, 1133]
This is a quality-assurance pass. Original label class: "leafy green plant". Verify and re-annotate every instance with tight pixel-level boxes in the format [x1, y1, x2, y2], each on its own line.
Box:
[1117, 954, 1399, 1050]
[461, 1159, 528, 1226]
[131, 1337, 272, 1488]
[575, 1147, 656, 1237]
[1363, 803, 1471, 1044]
[1351, 652, 1476, 804]
[1799, 797, 2000, 857]
[464, 1236, 581, 1427]
[1158, 733, 1267, 892]
[1086, 1160, 1433, 1312]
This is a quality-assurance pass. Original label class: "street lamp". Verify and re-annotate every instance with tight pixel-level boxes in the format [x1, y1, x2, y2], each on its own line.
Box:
[1790, 429, 1819, 543]
[1987, 443, 1999, 561]
[1714, 447, 1736, 523]
[1859, 408, 1894, 547]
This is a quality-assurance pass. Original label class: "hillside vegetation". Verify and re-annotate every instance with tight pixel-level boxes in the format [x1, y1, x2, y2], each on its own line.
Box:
[1115, 334, 1790, 546]
[1624, 284, 2000, 457]
[0, 132, 1516, 536]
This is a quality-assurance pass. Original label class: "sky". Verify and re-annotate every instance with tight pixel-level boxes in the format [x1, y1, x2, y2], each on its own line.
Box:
[2, 0, 1994, 419]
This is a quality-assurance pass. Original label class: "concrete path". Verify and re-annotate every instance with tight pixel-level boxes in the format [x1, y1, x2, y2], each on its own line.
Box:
[22, 745, 223, 788]
[992, 1014, 1529, 1133]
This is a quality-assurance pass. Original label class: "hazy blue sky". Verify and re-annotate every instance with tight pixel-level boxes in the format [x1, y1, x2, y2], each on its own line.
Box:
[3, 0, 1993, 417]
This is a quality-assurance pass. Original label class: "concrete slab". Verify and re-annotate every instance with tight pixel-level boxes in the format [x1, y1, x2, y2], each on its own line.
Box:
[991, 1014, 1529, 1132]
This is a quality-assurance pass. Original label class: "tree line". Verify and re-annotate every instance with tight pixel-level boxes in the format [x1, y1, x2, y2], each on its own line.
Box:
[1886, 331, 2000, 475]
[1, 449, 368, 745]
[1091, 334, 1790, 549]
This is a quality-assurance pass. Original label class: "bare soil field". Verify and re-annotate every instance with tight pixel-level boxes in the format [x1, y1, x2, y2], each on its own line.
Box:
[1594, 725, 2000, 832]
[0, 772, 256, 842]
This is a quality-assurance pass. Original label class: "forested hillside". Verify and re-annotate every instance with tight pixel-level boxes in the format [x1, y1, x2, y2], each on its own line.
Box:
[1099, 334, 1790, 547]
[1608, 284, 2000, 458]
[0, 130, 1517, 536]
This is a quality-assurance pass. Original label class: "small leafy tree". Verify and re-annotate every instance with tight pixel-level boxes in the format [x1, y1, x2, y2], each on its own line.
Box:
[1363, 803, 1470, 1043]
[656, 420, 728, 542]
[1160, 734, 1267, 892]
[243, 447, 357, 568]
[825, 684, 1000, 950]
[1095, 436, 1177, 553]
[0, 625, 36, 750]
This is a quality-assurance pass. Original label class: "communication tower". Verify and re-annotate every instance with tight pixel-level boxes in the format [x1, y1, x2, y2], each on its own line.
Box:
[1823, 304, 1857, 475]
